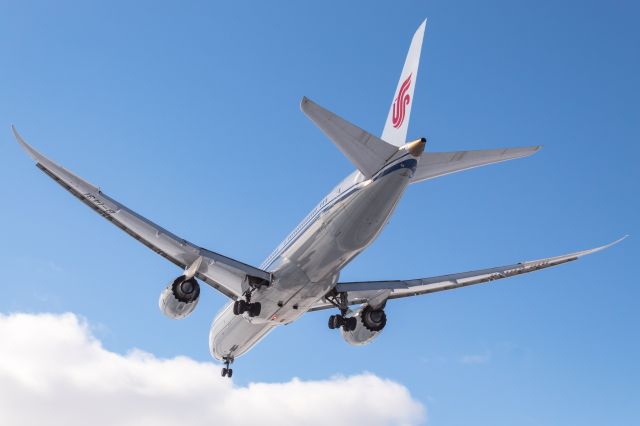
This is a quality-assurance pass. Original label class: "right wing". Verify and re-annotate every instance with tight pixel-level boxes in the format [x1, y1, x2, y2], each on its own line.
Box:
[13, 126, 270, 300]
[411, 146, 541, 184]
[310, 237, 626, 311]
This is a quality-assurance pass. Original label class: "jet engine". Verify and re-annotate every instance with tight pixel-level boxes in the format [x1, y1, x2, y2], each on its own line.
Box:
[340, 305, 387, 346]
[158, 275, 201, 320]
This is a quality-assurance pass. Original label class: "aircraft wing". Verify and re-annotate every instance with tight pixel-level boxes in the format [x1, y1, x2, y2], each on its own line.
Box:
[310, 237, 626, 311]
[13, 127, 270, 300]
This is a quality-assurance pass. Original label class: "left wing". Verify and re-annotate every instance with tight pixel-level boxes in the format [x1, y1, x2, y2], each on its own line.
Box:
[310, 237, 626, 311]
[13, 126, 270, 299]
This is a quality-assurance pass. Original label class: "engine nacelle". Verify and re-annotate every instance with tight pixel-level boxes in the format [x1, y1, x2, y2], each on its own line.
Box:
[340, 305, 387, 346]
[158, 276, 200, 320]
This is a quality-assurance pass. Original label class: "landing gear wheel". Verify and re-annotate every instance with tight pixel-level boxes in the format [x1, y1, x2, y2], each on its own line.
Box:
[342, 316, 357, 332]
[233, 300, 247, 315]
[248, 302, 261, 317]
[222, 356, 234, 378]
[328, 314, 344, 330]
[234, 300, 261, 317]
[326, 290, 359, 332]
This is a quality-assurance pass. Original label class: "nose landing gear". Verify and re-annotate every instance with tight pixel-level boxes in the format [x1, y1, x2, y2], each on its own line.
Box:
[221, 356, 234, 378]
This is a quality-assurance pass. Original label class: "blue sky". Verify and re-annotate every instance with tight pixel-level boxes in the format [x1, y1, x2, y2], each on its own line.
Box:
[1, 1, 638, 424]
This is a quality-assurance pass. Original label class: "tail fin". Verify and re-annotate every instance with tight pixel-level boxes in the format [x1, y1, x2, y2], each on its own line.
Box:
[381, 20, 427, 147]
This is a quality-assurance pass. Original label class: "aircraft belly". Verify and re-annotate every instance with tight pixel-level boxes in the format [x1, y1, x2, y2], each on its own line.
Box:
[208, 167, 412, 361]
[209, 303, 275, 360]
[286, 169, 411, 282]
[253, 169, 412, 319]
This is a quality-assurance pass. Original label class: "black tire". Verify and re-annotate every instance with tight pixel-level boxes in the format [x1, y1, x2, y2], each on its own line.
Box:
[221, 368, 228, 377]
[248, 302, 261, 317]
[329, 314, 345, 329]
[329, 315, 341, 329]
[233, 300, 245, 315]
[234, 300, 250, 315]
[342, 317, 356, 332]
[227, 369, 233, 378]
[328, 315, 337, 329]
[347, 316, 357, 331]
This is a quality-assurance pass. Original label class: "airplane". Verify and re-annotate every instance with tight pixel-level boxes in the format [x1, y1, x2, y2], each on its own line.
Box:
[13, 20, 625, 378]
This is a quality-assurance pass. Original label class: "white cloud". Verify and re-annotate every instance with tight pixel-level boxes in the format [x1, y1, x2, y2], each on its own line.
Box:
[0, 312, 425, 426]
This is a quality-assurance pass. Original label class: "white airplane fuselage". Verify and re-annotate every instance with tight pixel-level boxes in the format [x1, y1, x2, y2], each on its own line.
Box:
[209, 156, 418, 361]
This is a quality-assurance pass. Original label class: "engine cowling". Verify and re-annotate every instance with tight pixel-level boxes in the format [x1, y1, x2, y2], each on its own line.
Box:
[340, 305, 387, 346]
[158, 276, 200, 320]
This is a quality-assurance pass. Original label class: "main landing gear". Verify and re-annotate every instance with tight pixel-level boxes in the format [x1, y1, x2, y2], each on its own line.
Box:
[232, 280, 265, 317]
[328, 314, 356, 331]
[325, 290, 357, 331]
[233, 299, 261, 317]
[221, 357, 234, 378]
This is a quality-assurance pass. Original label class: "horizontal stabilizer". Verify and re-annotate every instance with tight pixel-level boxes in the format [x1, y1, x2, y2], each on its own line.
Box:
[301, 97, 398, 178]
[411, 146, 541, 183]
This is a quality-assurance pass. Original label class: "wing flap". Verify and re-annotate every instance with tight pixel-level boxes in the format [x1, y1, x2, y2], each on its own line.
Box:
[14, 126, 270, 299]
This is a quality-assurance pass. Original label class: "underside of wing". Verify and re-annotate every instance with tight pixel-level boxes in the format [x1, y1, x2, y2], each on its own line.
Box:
[309, 237, 626, 311]
[411, 146, 541, 183]
[13, 126, 270, 299]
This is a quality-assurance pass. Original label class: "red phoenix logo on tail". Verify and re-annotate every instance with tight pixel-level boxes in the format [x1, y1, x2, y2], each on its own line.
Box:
[392, 73, 412, 128]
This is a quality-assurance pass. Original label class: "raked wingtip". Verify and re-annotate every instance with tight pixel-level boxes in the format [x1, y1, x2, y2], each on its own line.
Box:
[610, 234, 629, 246]
[11, 125, 21, 142]
[11, 126, 45, 164]
[11, 125, 29, 151]
[592, 235, 628, 254]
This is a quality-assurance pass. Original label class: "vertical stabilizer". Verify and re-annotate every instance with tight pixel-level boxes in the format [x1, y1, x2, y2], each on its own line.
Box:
[381, 20, 427, 147]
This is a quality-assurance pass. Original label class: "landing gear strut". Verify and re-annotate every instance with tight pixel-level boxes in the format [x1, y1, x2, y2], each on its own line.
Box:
[325, 290, 357, 331]
[221, 356, 234, 378]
